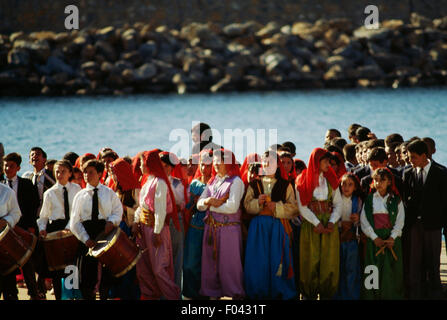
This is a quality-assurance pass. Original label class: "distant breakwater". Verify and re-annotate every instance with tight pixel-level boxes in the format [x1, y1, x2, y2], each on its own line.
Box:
[1, 13, 447, 96]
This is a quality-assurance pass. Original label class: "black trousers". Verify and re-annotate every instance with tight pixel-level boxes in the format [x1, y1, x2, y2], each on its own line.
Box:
[77, 219, 115, 300]
[0, 272, 18, 300]
[404, 220, 442, 300]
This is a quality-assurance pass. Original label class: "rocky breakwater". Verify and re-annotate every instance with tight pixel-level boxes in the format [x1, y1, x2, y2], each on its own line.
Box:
[1, 13, 447, 96]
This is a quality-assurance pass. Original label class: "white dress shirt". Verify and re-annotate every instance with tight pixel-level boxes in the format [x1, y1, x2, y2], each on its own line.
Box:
[69, 183, 123, 243]
[2, 175, 18, 194]
[360, 191, 405, 240]
[417, 159, 431, 184]
[37, 182, 82, 232]
[332, 188, 354, 222]
[0, 183, 21, 227]
[296, 173, 341, 227]
[196, 175, 244, 214]
[134, 175, 168, 234]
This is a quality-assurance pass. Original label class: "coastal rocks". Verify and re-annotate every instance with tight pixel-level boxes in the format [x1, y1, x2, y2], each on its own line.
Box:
[2, 14, 447, 96]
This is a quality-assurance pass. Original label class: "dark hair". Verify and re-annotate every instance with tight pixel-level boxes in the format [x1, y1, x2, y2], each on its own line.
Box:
[63, 152, 79, 167]
[368, 147, 388, 163]
[355, 127, 371, 142]
[366, 139, 385, 149]
[101, 150, 119, 161]
[192, 122, 213, 142]
[29, 147, 47, 159]
[407, 139, 429, 156]
[73, 167, 82, 175]
[385, 133, 404, 147]
[343, 144, 357, 163]
[54, 160, 73, 174]
[4, 152, 22, 166]
[421, 137, 435, 149]
[159, 152, 178, 167]
[278, 146, 291, 153]
[262, 150, 284, 180]
[294, 159, 307, 172]
[268, 144, 283, 152]
[282, 141, 296, 154]
[328, 128, 341, 138]
[339, 173, 362, 198]
[348, 123, 362, 139]
[123, 156, 133, 165]
[386, 141, 400, 153]
[371, 168, 397, 197]
[326, 145, 343, 160]
[45, 159, 57, 166]
[330, 137, 347, 151]
[82, 159, 105, 174]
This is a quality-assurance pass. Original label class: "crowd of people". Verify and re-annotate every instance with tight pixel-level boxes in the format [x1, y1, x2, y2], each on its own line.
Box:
[0, 122, 446, 300]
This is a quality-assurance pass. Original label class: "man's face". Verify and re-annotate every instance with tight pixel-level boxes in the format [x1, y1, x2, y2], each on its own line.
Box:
[3, 161, 20, 179]
[409, 152, 427, 168]
[29, 149, 46, 170]
[325, 130, 336, 142]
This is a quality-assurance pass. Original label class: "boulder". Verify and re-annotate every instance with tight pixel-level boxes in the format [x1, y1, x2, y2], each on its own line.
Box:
[134, 62, 157, 81]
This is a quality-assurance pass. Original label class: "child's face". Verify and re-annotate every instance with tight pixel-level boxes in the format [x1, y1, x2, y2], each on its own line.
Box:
[199, 162, 212, 178]
[83, 166, 101, 187]
[213, 156, 226, 176]
[330, 159, 338, 172]
[54, 165, 71, 185]
[280, 157, 293, 175]
[29, 150, 46, 170]
[3, 161, 20, 179]
[362, 147, 369, 163]
[409, 152, 427, 168]
[373, 176, 391, 196]
[139, 156, 148, 175]
[73, 171, 83, 186]
[341, 178, 356, 197]
[319, 157, 330, 173]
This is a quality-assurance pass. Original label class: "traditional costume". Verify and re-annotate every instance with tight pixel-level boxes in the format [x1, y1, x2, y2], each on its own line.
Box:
[133, 150, 180, 300]
[333, 186, 362, 300]
[196, 149, 245, 298]
[360, 180, 405, 300]
[296, 148, 341, 299]
[243, 153, 299, 299]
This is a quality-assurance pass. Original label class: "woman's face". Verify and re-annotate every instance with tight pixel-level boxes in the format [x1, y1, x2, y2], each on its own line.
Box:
[213, 156, 226, 176]
[280, 157, 293, 175]
[262, 154, 277, 176]
[319, 157, 330, 173]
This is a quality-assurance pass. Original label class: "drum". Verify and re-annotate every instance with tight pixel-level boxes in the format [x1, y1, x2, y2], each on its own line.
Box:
[90, 227, 141, 277]
[42, 230, 80, 271]
[0, 224, 37, 275]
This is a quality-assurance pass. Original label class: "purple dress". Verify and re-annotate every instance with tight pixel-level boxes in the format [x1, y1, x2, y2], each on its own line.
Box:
[199, 175, 245, 298]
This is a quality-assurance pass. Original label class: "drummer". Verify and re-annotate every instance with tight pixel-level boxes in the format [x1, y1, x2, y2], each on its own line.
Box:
[69, 159, 123, 300]
[37, 160, 81, 300]
[0, 182, 22, 300]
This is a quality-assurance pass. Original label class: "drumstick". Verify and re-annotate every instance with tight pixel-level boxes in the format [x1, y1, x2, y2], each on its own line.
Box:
[389, 247, 398, 261]
[375, 246, 386, 256]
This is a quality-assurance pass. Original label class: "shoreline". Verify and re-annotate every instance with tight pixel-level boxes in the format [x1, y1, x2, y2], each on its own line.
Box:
[2, 14, 447, 97]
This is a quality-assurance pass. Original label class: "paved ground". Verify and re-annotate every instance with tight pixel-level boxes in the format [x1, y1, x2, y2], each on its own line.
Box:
[8, 242, 447, 300]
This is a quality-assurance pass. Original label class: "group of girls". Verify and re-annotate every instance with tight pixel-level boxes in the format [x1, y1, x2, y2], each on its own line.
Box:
[30, 142, 404, 300]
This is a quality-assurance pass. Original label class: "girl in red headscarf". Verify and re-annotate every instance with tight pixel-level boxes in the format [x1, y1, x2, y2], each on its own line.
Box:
[196, 148, 245, 299]
[295, 148, 342, 300]
[74, 153, 96, 188]
[240, 153, 261, 187]
[182, 149, 213, 299]
[132, 149, 181, 300]
[243, 150, 299, 299]
[108, 158, 141, 299]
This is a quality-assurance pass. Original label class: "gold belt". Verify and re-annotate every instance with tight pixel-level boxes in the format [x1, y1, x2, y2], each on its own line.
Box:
[140, 208, 155, 227]
[205, 214, 240, 261]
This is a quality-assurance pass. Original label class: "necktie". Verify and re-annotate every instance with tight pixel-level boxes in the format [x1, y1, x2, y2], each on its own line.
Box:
[8, 180, 13, 189]
[63, 186, 69, 221]
[417, 169, 424, 189]
[92, 188, 99, 221]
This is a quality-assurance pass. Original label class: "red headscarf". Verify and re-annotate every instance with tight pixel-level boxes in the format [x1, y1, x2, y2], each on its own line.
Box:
[131, 151, 144, 187]
[331, 151, 347, 180]
[192, 149, 214, 181]
[142, 149, 180, 231]
[109, 158, 140, 192]
[240, 153, 261, 186]
[296, 148, 339, 206]
[209, 148, 240, 184]
[74, 153, 96, 188]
